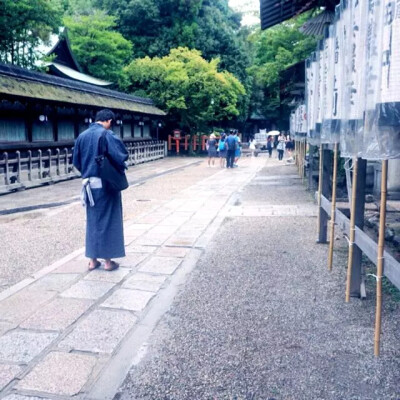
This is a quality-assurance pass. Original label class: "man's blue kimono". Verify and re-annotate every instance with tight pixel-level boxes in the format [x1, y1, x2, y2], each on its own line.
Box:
[73, 123, 128, 259]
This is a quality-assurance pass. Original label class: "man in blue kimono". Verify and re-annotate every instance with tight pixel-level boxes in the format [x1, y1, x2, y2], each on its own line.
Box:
[73, 109, 129, 271]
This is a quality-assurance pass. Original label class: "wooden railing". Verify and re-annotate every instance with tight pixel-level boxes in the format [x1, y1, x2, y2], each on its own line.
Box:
[0, 140, 166, 194]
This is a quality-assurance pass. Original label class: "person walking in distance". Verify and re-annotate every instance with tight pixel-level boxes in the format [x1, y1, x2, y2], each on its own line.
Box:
[225, 130, 237, 168]
[207, 133, 217, 166]
[218, 133, 227, 168]
[233, 131, 241, 167]
[73, 109, 128, 271]
[277, 133, 286, 161]
[266, 136, 273, 158]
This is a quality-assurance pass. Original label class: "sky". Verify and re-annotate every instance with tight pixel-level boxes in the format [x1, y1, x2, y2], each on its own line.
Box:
[228, 0, 260, 26]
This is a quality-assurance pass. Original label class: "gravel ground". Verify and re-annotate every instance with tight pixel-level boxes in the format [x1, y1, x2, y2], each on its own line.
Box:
[116, 162, 400, 400]
[0, 158, 215, 293]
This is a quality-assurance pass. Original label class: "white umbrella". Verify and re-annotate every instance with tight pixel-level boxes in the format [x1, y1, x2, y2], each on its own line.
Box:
[268, 130, 280, 136]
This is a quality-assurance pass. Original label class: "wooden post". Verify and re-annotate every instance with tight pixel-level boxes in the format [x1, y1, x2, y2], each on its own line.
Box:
[318, 147, 331, 243]
[345, 157, 358, 302]
[351, 159, 367, 298]
[317, 145, 323, 239]
[374, 159, 388, 357]
[328, 142, 339, 271]
[308, 144, 314, 191]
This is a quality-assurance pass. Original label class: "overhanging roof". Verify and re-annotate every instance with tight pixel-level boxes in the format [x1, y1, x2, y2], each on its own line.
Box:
[47, 63, 112, 86]
[38, 28, 113, 87]
[260, 0, 339, 30]
[0, 63, 166, 116]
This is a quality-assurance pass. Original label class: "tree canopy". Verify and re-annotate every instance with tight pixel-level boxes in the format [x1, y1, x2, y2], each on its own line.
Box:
[93, 0, 251, 83]
[64, 11, 133, 83]
[124, 47, 245, 133]
[247, 13, 317, 126]
[0, 0, 62, 67]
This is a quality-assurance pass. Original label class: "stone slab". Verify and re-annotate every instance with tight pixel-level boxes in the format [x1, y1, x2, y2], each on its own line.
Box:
[101, 288, 155, 312]
[115, 253, 149, 268]
[54, 258, 88, 274]
[17, 351, 97, 396]
[147, 225, 178, 235]
[124, 231, 146, 245]
[0, 364, 22, 390]
[135, 234, 170, 246]
[59, 309, 136, 354]
[28, 273, 80, 292]
[138, 256, 182, 275]
[164, 235, 198, 247]
[20, 297, 93, 331]
[132, 216, 159, 224]
[2, 395, 52, 400]
[122, 273, 167, 292]
[159, 216, 190, 226]
[125, 223, 154, 232]
[125, 244, 157, 254]
[0, 289, 56, 324]
[60, 280, 114, 300]
[0, 322, 16, 336]
[84, 267, 131, 283]
[0, 330, 58, 363]
[155, 246, 189, 258]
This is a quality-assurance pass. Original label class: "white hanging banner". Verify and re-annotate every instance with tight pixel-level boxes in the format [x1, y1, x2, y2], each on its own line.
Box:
[317, 41, 324, 125]
[323, 30, 334, 122]
[290, 111, 296, 137]
[364, 0, 384, 113]
[299, 104, 307, 136]
[373, 0, 400, 159]
[380, 0, 400, 104]
[306, 58, 314, 137]
[321, 26, 335, 143]
[349, 0, 367, 121]
[332, 5, 343, 122]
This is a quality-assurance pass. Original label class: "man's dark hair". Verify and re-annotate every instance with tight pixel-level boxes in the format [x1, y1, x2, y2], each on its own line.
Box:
[95, 109, 115, 122]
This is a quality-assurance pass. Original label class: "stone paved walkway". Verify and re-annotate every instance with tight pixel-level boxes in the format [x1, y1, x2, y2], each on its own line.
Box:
[0, 157, 266, 399]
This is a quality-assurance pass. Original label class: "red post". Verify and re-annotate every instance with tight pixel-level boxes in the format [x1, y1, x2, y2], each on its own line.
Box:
[168, 135, 172, 151]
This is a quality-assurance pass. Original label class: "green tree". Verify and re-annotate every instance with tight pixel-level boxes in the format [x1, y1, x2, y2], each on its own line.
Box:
[247, 12, 317, 127]
[124, 47, 245, 134]
[0, 0, 62, 67]
[94, 0, 251, 83]
[64, 11, 133, 84]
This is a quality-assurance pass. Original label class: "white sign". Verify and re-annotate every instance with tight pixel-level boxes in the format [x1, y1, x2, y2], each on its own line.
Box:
[349, 0, 368, 120]
[306, 58, 315, 135]
[323, 31, 334, 121]
[380, 0, 400, 103]
[333, 6, 343, 120]
[365, 0, 384, 111]
[317, 44, 324, 124]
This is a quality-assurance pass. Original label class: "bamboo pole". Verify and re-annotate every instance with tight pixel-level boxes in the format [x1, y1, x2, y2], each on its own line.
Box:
[345, 157, 358, 302]
[317, 145, 324, 237]
[374, 159, 388, 357]
[328, 143, 338, 271]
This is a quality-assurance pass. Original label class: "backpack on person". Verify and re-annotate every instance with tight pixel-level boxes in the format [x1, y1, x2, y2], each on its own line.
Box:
[226, 136, 237, 150]
[219, 139, 226, 151]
